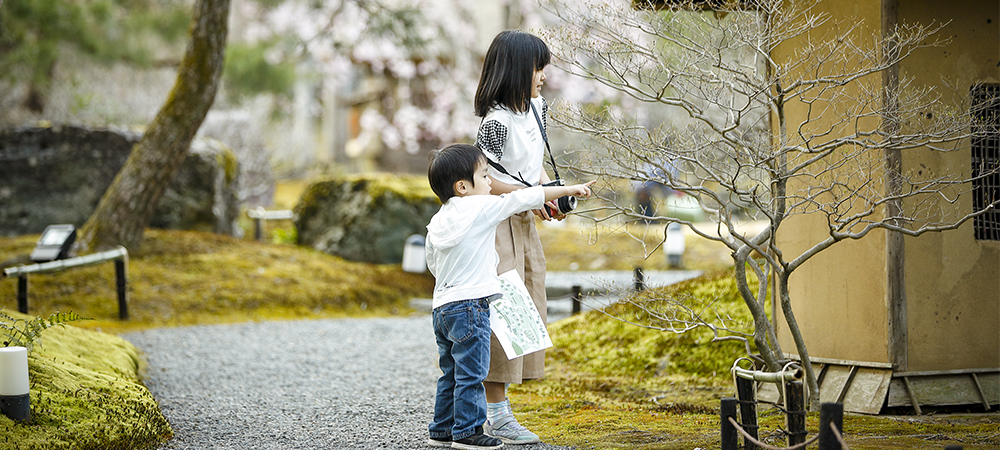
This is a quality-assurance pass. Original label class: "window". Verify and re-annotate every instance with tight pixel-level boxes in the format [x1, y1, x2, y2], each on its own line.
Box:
[972, 84, 1000, 241]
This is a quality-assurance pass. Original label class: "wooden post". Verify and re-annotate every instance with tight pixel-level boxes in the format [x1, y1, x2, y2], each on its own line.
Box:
[785, 380, 807, 446]
[17, 275, 28, 314]
[571, 285, 581, 315]
[721, 397, 738, 450]
[633, 267, 645, 291]
[882, 0, 908, 374]
[818, 402, 844, 450]
[115, 257, 129, 320]
[736, 377, 758, 450]
[254, 217, 264, 241]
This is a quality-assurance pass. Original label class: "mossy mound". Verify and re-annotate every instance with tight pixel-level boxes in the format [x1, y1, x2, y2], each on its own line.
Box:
[529, 269, 750, 413]
[0, 311, 170, 449]
[294, 173, 440, 264]
[510, 269, 999, 449]
[507, 269, 750, 449]
[0, 228, 434, 332]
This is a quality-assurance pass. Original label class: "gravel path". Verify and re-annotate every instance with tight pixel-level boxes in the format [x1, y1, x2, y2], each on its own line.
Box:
[123, 316, 572, 450]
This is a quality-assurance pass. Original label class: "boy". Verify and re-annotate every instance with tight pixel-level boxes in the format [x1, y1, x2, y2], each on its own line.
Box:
[425, 143, 593, 449]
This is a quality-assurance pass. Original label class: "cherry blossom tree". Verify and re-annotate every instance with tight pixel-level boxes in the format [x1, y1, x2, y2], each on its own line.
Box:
[224, 0, 618, 173]
[225, 0, 486, 168]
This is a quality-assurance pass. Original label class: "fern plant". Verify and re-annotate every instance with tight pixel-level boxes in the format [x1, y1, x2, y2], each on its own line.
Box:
[1, 309, 89, 352]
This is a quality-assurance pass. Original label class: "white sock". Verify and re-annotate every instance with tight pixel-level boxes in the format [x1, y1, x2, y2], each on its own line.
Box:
[487, 398, 510, 423]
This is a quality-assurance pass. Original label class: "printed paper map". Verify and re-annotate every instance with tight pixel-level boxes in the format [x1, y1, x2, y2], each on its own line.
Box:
[491, 270, 553, 360]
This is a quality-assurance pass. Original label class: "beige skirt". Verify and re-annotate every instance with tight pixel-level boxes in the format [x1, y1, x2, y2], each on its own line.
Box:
[486, 211, 547, 383]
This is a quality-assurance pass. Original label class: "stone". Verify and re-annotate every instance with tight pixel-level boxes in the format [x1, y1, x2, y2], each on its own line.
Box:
[295, 174, 440, 264]
[0, 125, 241, 237]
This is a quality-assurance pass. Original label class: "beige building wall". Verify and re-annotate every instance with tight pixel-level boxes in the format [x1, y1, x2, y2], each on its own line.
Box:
[897, 0, 1000, 371]
[774, 0, 892, 365]
[774, 0, 999, 371]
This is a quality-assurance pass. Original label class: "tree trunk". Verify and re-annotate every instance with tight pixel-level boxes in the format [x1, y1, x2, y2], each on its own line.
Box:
[778, 273, 821, 410]
[77, 0, 230, 253]
[733, 253, 782, 372]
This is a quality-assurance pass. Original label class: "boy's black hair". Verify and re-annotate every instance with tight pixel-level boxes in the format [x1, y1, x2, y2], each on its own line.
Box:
[428, 144, 487, 203]
[474, 30, 550, 117]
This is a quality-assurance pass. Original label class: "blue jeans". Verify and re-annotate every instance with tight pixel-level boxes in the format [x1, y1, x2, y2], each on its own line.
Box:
[429, 297, 492, 441]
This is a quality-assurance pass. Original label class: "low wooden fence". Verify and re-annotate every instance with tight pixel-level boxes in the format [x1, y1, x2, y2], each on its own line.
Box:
[2, 246, 129, 320]
[722, 359, 964, 450]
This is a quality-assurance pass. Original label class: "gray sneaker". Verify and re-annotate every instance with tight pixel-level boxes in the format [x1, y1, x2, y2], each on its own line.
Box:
[484, 414, 539, 445]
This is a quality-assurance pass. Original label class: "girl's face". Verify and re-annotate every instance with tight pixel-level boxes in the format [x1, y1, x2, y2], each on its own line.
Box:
[531, 67, 546, 98]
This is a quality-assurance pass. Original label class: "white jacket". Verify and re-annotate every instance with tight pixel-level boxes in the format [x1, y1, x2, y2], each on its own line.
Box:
[425, 187, 545, 309]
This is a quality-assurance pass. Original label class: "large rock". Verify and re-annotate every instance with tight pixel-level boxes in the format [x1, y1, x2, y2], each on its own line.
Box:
[0, 125, 240, 237]
[295, 174, 440, 264]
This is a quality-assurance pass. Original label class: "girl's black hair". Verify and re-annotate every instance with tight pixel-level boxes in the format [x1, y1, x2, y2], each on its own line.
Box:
[428, 144, 487, 203]
[474, 30, 550, 117]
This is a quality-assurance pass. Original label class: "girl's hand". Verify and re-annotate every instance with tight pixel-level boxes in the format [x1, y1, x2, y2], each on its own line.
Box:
[533, 207, 554, 221]
[533, 202, 566, 221]
[545, 201, 567, 221]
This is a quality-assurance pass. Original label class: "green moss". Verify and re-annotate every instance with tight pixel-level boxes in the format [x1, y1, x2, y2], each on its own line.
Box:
[357, 173, 437, 203]
[298, 173, 437, 209]
[217, 146, 239, 186]
[0, 229, 433, 332]
[0, 311, 170, 449]
[548, 269, 754, 381]
[506, 269, 999, 449]
[0, 228, 431, 448]
[3, 221, 996, 449]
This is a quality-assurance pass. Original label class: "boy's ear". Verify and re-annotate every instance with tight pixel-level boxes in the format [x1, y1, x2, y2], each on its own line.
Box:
[454, 179, 468, 195]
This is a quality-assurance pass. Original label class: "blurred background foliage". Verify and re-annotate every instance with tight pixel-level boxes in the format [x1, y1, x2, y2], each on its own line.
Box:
[0, 0, 190, 112]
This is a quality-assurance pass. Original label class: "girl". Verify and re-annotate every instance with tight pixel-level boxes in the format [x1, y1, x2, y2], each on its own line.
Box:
[474, 30, 560, 446]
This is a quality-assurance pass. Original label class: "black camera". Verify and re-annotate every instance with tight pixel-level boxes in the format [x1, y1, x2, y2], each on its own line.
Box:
[542, 180, 576, 216]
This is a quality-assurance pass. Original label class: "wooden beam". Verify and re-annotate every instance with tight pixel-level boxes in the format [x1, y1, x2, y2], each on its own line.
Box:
[782, 353, 894, 369]
[882, 0, 908, 374]
[634, 0, 761, 11]
[971, 373, 992, 410]
[901, 376, 923, 414]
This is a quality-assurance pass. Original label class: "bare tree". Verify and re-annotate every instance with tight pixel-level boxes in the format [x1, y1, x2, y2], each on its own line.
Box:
[540, 0, 997, 408]
[77, 0, 230, 252]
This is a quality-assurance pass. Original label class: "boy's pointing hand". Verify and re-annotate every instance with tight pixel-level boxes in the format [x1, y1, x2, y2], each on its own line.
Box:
[569, 180, 597, 198]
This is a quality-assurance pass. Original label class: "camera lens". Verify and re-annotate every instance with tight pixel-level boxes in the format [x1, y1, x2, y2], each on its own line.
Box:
[557, 195, 576, 214]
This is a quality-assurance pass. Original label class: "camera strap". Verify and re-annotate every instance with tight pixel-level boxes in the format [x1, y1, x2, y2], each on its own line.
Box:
[530, 102, 562, 183]
[485, 159, 532, 187]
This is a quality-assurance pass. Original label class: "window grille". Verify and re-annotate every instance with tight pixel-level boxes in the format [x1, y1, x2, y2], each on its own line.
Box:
[972, 84, 999, 241]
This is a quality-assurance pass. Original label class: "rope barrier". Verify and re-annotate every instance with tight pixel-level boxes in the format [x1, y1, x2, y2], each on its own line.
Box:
[728, 415, 851, 450]
[726, 359, 852, 450]
[783, 426, 809, 440]
[728, 416, 819, 450]
[730, 357, 804, 383]
[732, 365, 804, 382]
[830, 421, 851, 450]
